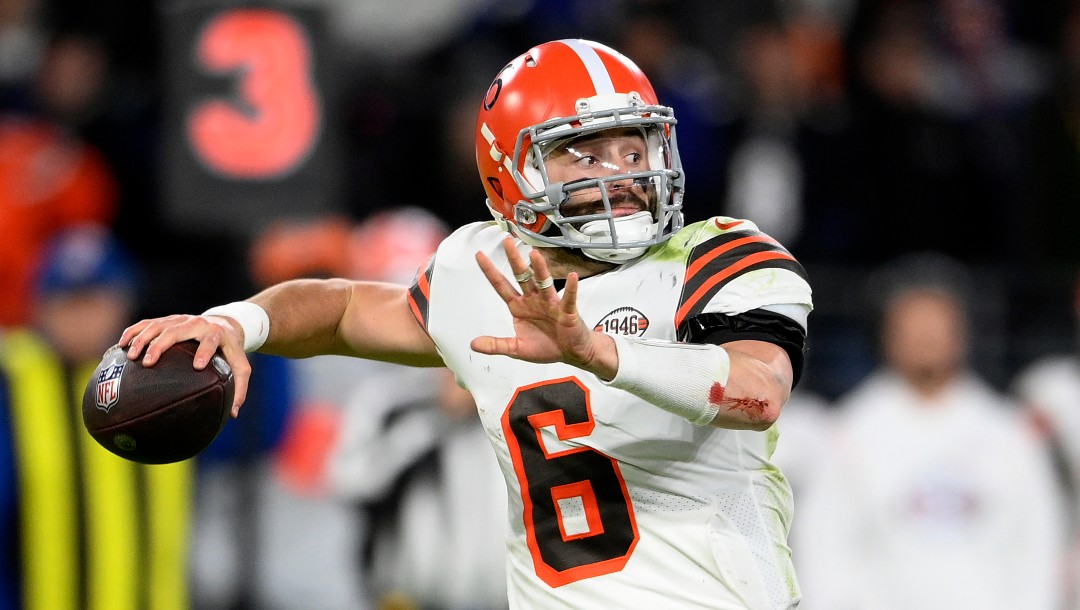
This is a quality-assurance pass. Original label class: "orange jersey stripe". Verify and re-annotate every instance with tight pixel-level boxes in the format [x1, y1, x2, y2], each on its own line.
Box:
[407, 253, 436, 330]
[676, 250, 796, 328]
[406, 292, 425, 330]
[417, 256, 433, 300]
[685, 235, 781, 283]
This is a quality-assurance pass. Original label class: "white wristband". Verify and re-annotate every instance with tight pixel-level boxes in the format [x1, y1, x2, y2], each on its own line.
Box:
[202, 301, 270, 352]
[602, 335, 731, 426]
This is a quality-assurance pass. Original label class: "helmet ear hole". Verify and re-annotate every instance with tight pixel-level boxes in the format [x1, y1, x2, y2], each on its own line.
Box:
[486, 177, 504, 202]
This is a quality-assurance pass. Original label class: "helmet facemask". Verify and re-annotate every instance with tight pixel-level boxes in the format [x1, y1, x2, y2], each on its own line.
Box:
[508, 95, 685, 263]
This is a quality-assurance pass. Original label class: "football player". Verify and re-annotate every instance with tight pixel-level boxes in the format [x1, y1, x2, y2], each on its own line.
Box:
[123, 39, 813, 609]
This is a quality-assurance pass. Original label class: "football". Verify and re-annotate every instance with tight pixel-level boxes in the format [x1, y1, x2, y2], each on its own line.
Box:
[82, 340, 234, 464]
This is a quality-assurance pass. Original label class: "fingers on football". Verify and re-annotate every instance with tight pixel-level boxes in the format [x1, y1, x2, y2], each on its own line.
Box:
[189, 329, 250, 417]
[119, 319, 152, 352]
[190, 331, 223, 370]
[132, 315, 251, 416]
[193, 319, 250, 417]
[123, 315, 186, 364]
[226, 353, 251, 417]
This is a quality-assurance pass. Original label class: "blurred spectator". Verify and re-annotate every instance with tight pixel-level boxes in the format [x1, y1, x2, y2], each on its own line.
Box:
[0, 224, 192, 609]
[242, 212, 373, 610]
[23, 26, 234, 324]
[249, 207, 450, 289]
[187, 351, 295, 610]
[722, 12, 856, 256]
[186, 215, 300, 609]
[0, 113, 117, 327]
[33, 31, 110, 128]
[327, 367, 508, 610]
[246, 206, 505, 610]
[318, 209, 504, 610]
[843, 0, 1054, 264]
[1011, 271, 1080, 608]
[249, 216, 354, 287]
[794, 252, 1066, 610]
[313, 0, 506, 66]
[0, 0, 45, 106]
[725, 22, 809, 245]
[616, 3, 730, 222]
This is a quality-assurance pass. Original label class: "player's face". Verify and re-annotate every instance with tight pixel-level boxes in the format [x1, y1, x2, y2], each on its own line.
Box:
[543, 128, 653, 219]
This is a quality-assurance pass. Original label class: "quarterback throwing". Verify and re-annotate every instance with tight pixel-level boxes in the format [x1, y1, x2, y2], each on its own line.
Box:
[123, 39, 813, 609]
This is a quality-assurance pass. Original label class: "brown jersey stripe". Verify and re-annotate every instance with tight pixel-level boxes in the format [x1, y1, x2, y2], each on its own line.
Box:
[685, 234, 782, 282]
[407, 254, 436, 330]
[406, 292, 425, 330]
[676, 228, 809, 328]
[676, 251, 799, 327]
[683, 231, 796, 301]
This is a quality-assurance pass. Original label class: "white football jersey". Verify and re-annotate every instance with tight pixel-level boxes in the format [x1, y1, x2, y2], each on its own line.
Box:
[408, 218, 813, 610]
[795, 371, 1066, 610]
[1012, 355, 1080, 489]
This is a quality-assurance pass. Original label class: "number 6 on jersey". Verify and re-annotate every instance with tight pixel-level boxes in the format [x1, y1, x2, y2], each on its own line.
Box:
[502, 377, 639, 587]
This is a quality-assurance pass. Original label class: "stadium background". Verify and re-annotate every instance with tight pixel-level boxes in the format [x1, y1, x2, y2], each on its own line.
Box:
[4, 0, 1077, 430]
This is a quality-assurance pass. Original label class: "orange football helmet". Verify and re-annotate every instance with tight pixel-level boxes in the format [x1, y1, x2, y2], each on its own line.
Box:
[475, 39, 684, 263]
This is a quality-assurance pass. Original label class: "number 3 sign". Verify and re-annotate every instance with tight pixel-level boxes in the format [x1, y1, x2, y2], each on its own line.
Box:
[189, 9, 319, 179]
[162, 5, 341, 235]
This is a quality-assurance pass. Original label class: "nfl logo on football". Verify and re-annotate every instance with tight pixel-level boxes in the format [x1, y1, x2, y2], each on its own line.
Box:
[96, 363, 125, 412]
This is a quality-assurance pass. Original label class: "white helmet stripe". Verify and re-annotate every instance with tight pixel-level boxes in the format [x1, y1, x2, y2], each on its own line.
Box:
[558, 39, 615, 95]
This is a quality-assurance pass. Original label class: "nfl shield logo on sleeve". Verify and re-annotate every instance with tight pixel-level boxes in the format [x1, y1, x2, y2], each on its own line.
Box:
[96, 362, 125, 412]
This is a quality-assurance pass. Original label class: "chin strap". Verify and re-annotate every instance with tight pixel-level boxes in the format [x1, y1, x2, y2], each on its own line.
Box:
[485, 199, 512, 233]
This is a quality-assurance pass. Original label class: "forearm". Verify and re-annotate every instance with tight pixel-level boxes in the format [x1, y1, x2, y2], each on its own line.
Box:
[599, 335, 791, 430]
[717, 344, 792, 429]
[248, 278, 355, 358]
[245, 278, 442, 366]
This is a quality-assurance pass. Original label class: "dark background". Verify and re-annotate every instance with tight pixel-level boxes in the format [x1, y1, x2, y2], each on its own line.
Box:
[4, 0, 1078, 400]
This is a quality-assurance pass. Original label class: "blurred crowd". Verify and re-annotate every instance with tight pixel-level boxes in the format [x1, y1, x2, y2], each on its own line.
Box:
[1, 0, 1080, 608]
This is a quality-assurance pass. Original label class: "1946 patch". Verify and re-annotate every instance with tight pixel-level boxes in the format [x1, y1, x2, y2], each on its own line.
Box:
[593, 307, 650, 337]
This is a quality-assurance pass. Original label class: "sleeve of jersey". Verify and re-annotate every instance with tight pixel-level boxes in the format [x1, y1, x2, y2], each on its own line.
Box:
[674, 219, 813, 333]
[405, 221, 501, 337]
[407, 253, 437, 334]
